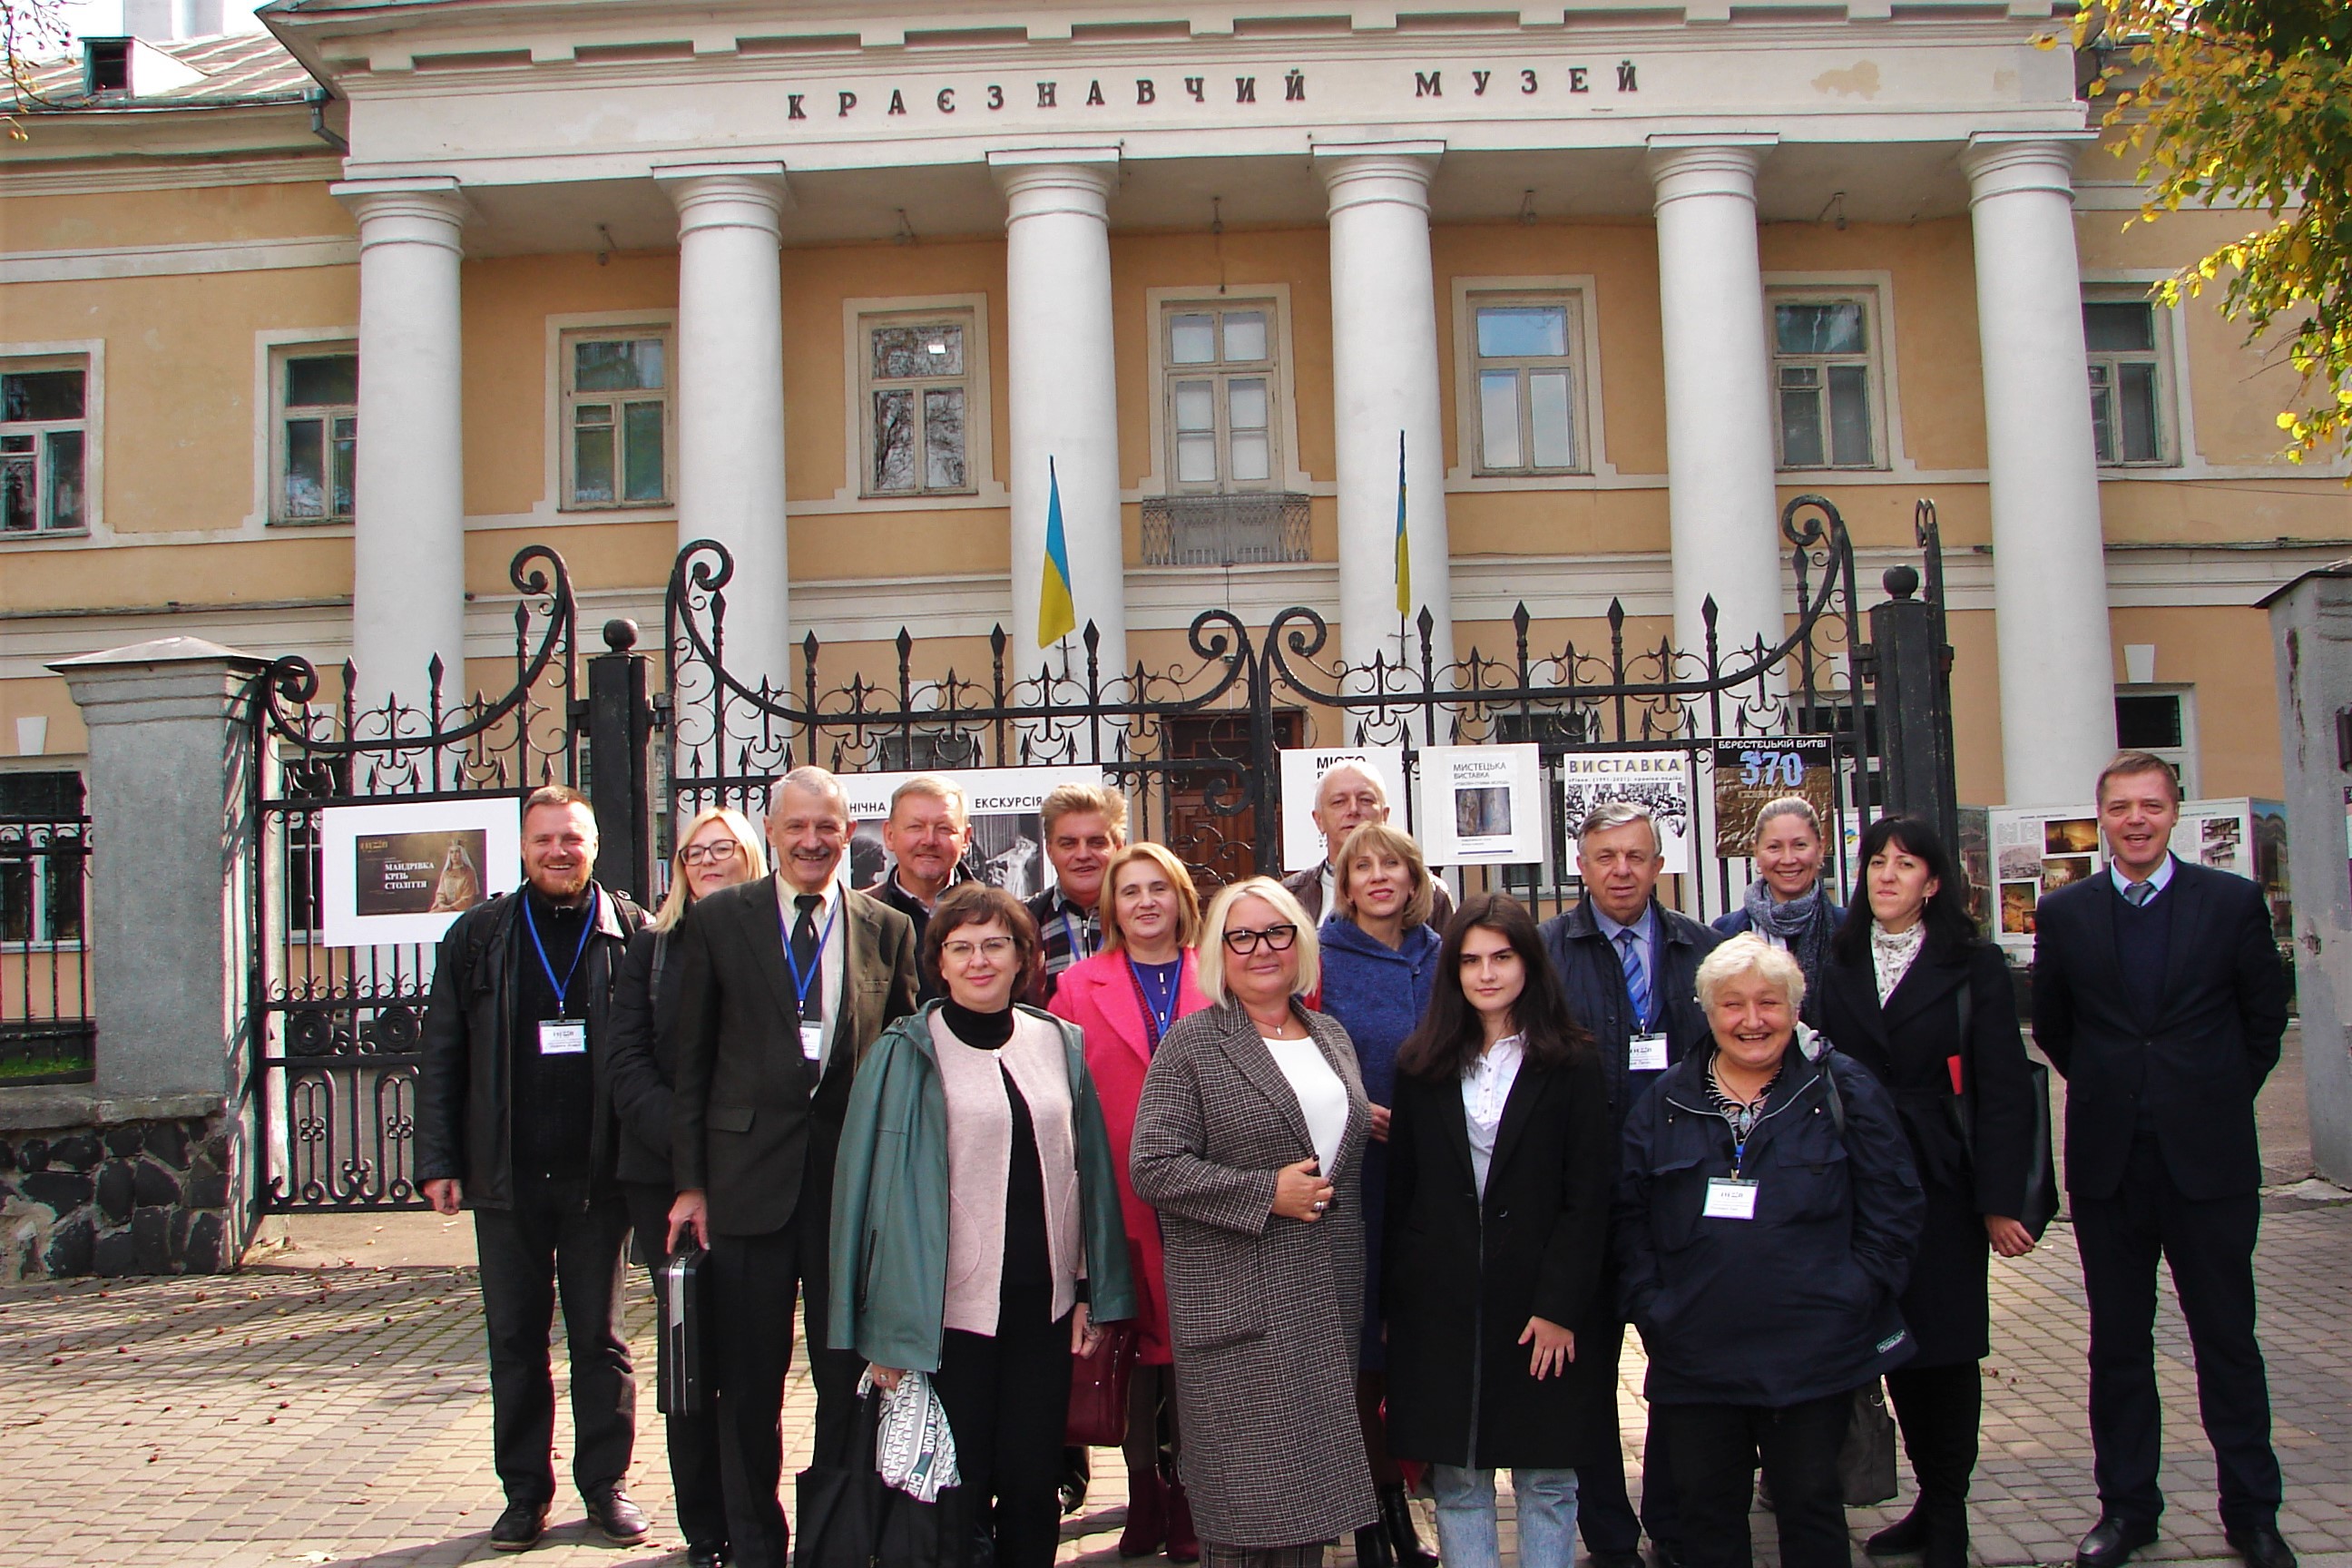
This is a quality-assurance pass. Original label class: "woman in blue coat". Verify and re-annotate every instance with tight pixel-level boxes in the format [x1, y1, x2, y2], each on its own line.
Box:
[1711, 796, 1841, 1021]
[1315, 820, 1445, 1568]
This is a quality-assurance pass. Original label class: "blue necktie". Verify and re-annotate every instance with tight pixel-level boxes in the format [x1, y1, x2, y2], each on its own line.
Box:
[1619, 927, 1652, 1031]
[2123, 880, 2154, 907]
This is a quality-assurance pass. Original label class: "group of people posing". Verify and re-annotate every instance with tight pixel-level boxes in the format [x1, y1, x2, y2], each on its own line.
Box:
[416, 746, 2294, 1568]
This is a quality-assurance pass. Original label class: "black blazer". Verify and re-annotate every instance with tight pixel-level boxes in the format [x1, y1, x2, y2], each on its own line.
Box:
[1538, 897, 1723, 1138]
[1381, 1048, 1617, 1471]
[670, 875, 919, 1236]
[2032, 859, 2288, 1201]
[603, 926, 682, 1189]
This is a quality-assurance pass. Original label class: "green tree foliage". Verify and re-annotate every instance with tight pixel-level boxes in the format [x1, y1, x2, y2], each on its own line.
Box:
[2062, 2, 2351, 461]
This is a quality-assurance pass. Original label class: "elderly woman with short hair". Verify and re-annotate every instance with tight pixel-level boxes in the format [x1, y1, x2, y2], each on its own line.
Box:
[1614, 934, 1925, 1568]
[1131, 877, 1378, 1568]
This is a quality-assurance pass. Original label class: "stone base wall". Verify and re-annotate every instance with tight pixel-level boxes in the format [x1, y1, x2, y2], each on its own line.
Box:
[0, 1093, 241, 1280]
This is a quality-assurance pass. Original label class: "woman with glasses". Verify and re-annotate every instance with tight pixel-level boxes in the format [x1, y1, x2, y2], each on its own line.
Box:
[1048, 843, 1212, 1562]
[603, 805, 766, 1568]
[828, 882, 1135, 1568]
[1312, 822, 1445, 1568]
[1131, 877, 1378, 1568]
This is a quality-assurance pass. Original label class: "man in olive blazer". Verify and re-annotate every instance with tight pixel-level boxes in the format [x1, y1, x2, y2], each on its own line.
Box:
[670, 767, 918, 1568]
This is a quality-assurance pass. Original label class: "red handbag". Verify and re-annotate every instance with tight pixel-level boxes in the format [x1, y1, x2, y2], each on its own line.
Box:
[1065, 1319, 1139, 1446]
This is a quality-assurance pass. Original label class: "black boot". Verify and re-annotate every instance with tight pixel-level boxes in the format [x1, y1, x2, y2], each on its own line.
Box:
[1379, 1482, 1438, 1568]
[1920, 1500, 1969, 1568]
[1356, 1524, 1396, 1568]
[1867, 1504, 1930, 1557]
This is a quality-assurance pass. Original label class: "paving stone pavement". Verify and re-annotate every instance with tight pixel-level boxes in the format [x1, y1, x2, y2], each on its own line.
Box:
[5, 1197, 2347, 1568]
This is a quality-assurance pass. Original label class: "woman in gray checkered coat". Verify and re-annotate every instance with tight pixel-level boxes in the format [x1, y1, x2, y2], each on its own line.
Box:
[1132, 877, 1381, 1568]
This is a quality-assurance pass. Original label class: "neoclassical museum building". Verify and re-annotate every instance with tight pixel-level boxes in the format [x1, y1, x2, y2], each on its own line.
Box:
[3, 0, 2344, 818]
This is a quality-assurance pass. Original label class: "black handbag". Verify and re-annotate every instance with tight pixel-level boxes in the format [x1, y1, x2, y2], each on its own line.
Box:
[1952, 983, 2061, 1240]
[792, 1391, 976, 1568]
[1838, 1379, 1899, 1506]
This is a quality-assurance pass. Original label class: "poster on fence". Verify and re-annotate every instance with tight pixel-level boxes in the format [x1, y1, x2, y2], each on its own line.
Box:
[842, 766, 1104, 902]
[320, 799, 522, 947]
[1415, 745, 1544, 867]
[1710, 738, 1837, 858]
[1277, 746, 1408, 873]
[1556, 750, 1694, 876]
[1989, 804, 2101, 956]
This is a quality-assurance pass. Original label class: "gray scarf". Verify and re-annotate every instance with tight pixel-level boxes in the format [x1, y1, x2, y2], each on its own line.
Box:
[1742, 877, 1836, 995]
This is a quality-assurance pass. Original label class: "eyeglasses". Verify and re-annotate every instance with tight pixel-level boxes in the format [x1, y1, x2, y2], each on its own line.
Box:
[681, 840, 742, 867]
[939, 936, 1016, 964]
[1222, 923, 1298, 955]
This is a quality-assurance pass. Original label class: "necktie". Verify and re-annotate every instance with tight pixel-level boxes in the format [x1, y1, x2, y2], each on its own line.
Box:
[1618, 927, 1652, 1031]
[792, 894, 824, 1024]
[2124, 880, 2153, 907]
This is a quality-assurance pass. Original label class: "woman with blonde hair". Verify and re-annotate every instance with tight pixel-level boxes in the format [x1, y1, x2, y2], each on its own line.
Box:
[1132, 877, 1378, 1568]
[602, 805, 765, 1568]
[1712, 797, 1842, 1018]
[1050, 841, 1212, 1561]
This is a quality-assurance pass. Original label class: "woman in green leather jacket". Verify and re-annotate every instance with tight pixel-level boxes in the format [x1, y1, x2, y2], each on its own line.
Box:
[827, 882, 1135, 1568]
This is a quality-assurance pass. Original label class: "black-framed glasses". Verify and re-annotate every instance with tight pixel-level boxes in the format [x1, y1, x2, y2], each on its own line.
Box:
[1222, 922, 1298, 955]
[681, 840, 741, 867]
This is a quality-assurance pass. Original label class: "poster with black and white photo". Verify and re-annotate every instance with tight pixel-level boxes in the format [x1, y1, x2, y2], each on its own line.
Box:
[320, 799, 522, 947]
[1415, 745, 1544, 867]
[1277, 746, 1408, 873]
[842, 766, 1104, 902]
[1555, 750, 1694, 876]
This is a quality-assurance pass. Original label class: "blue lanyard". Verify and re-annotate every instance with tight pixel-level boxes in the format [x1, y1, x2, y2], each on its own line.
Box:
[1129, 956, 1180, 1044]
[522, 889, 598, 1014]
[1063, 908, 1095, 962]
[781, 897, 841, 1017]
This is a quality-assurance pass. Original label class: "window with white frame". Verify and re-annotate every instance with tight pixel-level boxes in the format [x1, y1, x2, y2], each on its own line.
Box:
[2114, 686, 2198, 796]
[1469, 296, 1583, 474]
[0, 769, 86, 946]
[1163, 302, 1280, 494]
[861, 313, 974, 496]
[273, 348, 357, 524]
[2, 360, 90, 534]
[562, 332, 671, 508]
[1770, 297, 1880, 470]
[2083, 300, 2170, 466]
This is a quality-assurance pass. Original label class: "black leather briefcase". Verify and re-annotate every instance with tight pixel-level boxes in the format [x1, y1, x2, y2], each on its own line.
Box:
[660, 1244, 710, 1418]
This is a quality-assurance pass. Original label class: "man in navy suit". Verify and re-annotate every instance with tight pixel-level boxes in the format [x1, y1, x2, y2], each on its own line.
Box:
[2034, 751, 2293, 1568]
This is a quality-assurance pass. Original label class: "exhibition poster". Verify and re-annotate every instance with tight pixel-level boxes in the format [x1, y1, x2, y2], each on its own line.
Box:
[1415, 744, 1544, 867]
[841, 766, 1105, 902]
[1276, 746, 1408, 873]
[319, 798, 522, 948]
[1556, 750, 1694, 876]
[1710, 738, 1837, 859]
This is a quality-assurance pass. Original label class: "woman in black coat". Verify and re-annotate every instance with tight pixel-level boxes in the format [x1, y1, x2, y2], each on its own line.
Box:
[1815, 816, 2039, 1568]
[1382, 895, 1616, 1568]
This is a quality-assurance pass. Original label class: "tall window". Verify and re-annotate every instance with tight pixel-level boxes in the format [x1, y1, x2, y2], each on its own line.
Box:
[563, 333, 671, 508]
[2, 361, 89, 534]
[1771, 298, 1878, 470]
[1470, 298, 1581, 474]
[2114, 686, 2197, 795]
[862, 314, 973, 496]
[0, 769, 85, 947]
[275, 348, 357, 524]
[1164, 303, 1279, 493]
[2084, 301, 2168, 466]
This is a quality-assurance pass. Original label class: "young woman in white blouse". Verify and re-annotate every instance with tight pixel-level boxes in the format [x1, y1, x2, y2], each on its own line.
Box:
[1380, 895, 1618, 1568]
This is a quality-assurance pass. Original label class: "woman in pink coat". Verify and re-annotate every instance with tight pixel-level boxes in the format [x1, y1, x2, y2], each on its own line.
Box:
[1051, 840, 1212, 1563]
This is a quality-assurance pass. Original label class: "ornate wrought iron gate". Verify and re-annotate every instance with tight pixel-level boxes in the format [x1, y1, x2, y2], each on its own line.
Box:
[244, 495, 1951, 1211]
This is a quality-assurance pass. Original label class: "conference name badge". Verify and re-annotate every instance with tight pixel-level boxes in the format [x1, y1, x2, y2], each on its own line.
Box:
[538, 1019, 587, 1056]
[1628, 1033, 1669, 1073]
[1702, 1177, 1759, 1220]
[800, 1022, 825, 1062]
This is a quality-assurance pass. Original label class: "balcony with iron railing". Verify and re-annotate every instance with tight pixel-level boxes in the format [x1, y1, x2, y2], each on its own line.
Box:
[1140, 492, 1311, 567]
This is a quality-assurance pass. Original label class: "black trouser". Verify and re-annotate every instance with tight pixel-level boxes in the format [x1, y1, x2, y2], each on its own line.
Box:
[2073, 1133, 2280, 1533]
[1575, 1319, 1679, 1554]
[709, 1223, 801, 1568]
[623, 1181, 728, 1552]
[931, 1308, 1075, 1568]
[797, 1142, 866, 1471]
[1884, 1361, 1981, 1528]
[473, 1188, 636, 1509]
[1653, 1391, 1850, 1568]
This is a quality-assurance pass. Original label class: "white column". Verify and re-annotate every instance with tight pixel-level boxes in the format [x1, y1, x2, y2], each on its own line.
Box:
[1965, 134, 2116, 805]
[990, 151, 1128, 681]
[1647, 138, 1786, 669]
[336, 179, 467, 710]
[1316, 143, 1454, 672]
[656, 163, 792, 691]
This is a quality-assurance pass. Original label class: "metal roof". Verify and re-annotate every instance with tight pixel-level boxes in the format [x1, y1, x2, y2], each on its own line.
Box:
[15, 32, 318, 109]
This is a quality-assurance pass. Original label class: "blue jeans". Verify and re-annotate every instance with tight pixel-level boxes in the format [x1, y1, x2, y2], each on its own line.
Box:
[1431, 1465, 1579, 1568]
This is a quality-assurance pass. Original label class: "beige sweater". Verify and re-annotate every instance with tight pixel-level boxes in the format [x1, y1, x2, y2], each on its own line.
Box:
[930, 1008, 1084, 1336]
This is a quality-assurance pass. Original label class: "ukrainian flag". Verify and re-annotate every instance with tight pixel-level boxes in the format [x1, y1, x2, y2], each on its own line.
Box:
[1394, 431, 1411, 617]
[1038, 456, 1077, 648]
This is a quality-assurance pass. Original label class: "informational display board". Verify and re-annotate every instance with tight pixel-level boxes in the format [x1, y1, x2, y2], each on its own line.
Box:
[1415, 744, 1544, 867]
[320, 798, 521, 947]
[1277, 746, 1408, 874]
[1989, 804, 2102, 953]
[842, 766, 1104, 902]
[1556, 750, 1694, 876]
[1710, 737, 1838, 859]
